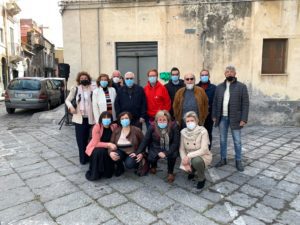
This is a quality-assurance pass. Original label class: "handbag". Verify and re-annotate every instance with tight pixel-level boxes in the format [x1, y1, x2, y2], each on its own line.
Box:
[135, 153, 149, 176]
[71, 87, 78, 109]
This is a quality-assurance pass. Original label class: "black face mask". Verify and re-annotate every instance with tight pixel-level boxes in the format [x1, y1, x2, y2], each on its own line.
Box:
[226, 76, 235, 82]
[80, 80, 90, 86]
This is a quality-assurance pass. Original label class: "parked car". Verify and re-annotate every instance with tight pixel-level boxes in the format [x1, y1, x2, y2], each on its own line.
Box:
[4, 77, 61, 114]
[48, 77, 66, 103]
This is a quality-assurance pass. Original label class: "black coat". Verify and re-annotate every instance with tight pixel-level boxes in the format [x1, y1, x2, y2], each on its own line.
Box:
[212, 79, 249, 130]
[114, 84, 147, 120]
[165, 79, 185, 117]
[197, 81, 216, 115]
[136, 122, 180, 159]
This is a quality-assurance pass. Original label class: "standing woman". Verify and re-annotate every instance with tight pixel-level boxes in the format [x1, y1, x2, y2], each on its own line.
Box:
[85, 111, 118, 181]
[136, 110, 180, 183]
[109, 112, 144, 176]
[93, 73, 117, 123]
[65, 71, 95, 165]
[179, 111, 212, 189]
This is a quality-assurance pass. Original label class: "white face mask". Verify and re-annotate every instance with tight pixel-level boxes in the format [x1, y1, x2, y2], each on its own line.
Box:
[112, 77, 120, 83]
[186, 84, 194, 90]
[186, 122, 196, 130]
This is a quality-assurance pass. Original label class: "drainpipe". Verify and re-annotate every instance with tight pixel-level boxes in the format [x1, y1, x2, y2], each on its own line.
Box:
[3, 3, 10, 89]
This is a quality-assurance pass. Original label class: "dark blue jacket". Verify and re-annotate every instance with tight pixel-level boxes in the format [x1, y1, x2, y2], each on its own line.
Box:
[165, 79, 185, 117]
[197, 81, 216, 115]
[114, 84, 147, 120]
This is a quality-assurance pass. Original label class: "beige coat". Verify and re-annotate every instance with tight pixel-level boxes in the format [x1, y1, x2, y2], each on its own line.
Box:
[65, 85, 95, 125]
[179, 126, 212, 171]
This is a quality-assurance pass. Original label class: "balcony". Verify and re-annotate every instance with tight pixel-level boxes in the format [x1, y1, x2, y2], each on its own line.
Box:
[9, 43, 23, 63]
[6, 0, 21, 16]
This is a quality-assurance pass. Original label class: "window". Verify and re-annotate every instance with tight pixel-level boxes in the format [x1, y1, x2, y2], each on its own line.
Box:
[261, 39, 287, 74]
[0, 28, 3, 43]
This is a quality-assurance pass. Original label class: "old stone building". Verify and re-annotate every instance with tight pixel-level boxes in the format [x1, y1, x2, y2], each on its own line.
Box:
[60, 0, 300, 125]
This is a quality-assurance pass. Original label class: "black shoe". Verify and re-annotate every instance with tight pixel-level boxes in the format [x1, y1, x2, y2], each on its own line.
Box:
[188, 173, 195, 180]
[197, 179, 206, 189]
[215, 158, 227, 168]
[115, 162, 125, 177]
[236, 160, 244, 172]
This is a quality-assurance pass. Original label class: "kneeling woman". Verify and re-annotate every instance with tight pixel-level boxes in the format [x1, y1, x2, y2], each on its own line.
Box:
[85, 111, 117, 181]
[136, 110, 180, 183]
[109, 112, 144, 176]
[179, 111, 212, 189]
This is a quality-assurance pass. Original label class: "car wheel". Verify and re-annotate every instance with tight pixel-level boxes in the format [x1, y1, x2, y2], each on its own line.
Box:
[6, 108, 15, 114]
[44, 101, 51, 111]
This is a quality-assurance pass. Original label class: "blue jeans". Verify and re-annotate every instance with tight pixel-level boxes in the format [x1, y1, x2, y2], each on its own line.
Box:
[219, 116, 242, 160]
[116, 149, 138, 169]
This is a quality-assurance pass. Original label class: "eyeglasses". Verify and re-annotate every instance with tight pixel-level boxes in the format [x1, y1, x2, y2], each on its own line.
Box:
[125, 78, 134, 80]
[185, 78, 194, 81]
[171, 74, 179, 76]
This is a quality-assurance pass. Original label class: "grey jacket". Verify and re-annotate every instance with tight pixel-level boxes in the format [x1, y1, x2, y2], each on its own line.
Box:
[212, 79, 249, 130]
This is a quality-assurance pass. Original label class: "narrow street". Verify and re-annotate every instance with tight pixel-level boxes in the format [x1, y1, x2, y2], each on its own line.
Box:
[0, 102, 300, 225]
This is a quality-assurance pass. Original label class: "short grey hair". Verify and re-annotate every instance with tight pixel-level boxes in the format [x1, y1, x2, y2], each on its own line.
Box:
[225, 65, 236, 72]
[183, 111, 199, 123]
[184, 73, 195, 79]
[124, 71, 135, 78]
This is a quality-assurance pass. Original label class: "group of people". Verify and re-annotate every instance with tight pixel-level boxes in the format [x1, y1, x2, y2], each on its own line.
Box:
[65, 65, 249, 189]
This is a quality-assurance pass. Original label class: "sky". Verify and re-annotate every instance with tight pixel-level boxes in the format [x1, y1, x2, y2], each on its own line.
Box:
[18, 0, 63, 48]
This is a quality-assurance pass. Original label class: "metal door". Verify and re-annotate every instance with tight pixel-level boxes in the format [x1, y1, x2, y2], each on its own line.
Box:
[116, 42, 158, 87]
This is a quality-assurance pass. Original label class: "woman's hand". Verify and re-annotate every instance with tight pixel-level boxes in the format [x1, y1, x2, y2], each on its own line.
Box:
[110, 152, 120, 161]
[136, 153, 143, 162]
[69, 107, 76, 114]
[107, 143, 117, 151]
[158, 152, 166, 159]
[182, 156, 190, 166]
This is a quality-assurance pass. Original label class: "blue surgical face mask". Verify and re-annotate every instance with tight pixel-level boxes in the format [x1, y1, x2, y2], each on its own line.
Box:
[100, 81, 108, 88]
[148, 76, 157, 84]
[200, 76, 209, 83]
[120, 118, 130, 127]
[102, 118, 111, 126]
[171, 75, 179, 82]
[186, 122, 196, 130]
[157, 122, 168, 129]
[125, 79, 134, 87]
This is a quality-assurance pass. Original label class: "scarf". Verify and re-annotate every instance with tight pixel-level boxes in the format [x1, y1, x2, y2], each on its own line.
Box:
[155, 126, 170, 152]
[77, 85, 92, 115]
[181, 125, 204, 141]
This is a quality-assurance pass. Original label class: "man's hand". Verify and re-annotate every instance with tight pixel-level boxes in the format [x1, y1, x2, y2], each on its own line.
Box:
[110, 152, 120, 161]
[158, 152, 166, 159]
[139, 118, 145, 123]
[240, 121, 246, 127]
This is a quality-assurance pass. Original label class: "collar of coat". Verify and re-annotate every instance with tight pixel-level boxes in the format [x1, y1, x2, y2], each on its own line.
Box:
[181, 125, 206, 140]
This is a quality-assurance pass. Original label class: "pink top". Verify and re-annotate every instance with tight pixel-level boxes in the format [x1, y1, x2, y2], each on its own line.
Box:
[85, 123, 118, 156]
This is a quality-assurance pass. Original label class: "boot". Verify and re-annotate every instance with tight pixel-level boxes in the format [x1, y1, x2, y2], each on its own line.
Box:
[197, 179, 206, 189]
[215, 158, 227, 168]
[235, 160, 244, 172]
[115, 162, 125, 177]
[188, 173, 195, 180]
[167, 173, 175, 183]
[150, 167, 157, 174]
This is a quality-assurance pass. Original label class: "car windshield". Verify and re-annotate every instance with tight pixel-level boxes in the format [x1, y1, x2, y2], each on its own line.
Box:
[8, 79, 41, 90]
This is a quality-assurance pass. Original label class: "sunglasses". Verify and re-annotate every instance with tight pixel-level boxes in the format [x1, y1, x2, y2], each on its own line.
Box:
[185, 78, 194, 81]
[125, 78, 134, 80]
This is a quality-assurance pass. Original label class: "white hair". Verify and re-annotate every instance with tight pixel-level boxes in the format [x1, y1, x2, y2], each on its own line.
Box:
[225, 65, 236, 72]
[124, 71, 135, 78]
[184, 111, 199, 123]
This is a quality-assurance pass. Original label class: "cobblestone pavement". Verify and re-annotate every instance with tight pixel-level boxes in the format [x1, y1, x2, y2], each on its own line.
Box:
[0, 103, 300, 225]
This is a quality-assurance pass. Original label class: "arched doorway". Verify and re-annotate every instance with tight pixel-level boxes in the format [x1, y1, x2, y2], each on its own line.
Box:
[1, 57, 7, 89]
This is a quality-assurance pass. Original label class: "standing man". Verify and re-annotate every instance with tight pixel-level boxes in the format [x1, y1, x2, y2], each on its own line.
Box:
[165, 67, 185, 118]
[197, 69, 216, 149]
[212, 65, 249, 172]
[144, 69, 171, 126]
[111, 70, 123, 91]
[173, 73, 208, 129]
[114, 72, 147, 129]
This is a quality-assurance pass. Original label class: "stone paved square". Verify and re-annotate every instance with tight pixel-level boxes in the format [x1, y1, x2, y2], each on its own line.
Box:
[0, 105, 299, 224]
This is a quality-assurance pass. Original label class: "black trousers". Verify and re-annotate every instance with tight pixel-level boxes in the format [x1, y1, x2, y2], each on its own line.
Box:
[148, 154, 177, 174]
[85, 148, 114, 181]
[204, 116, 214, 150]
[75, 118, 91, 164]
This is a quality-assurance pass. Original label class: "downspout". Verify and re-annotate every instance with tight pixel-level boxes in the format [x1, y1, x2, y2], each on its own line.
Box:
[3, 4, 10, 88]
[97, 8, 100, 74]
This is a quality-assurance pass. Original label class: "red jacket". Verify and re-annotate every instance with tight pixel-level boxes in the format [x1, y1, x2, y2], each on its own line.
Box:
[144, 81, 171, 118]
